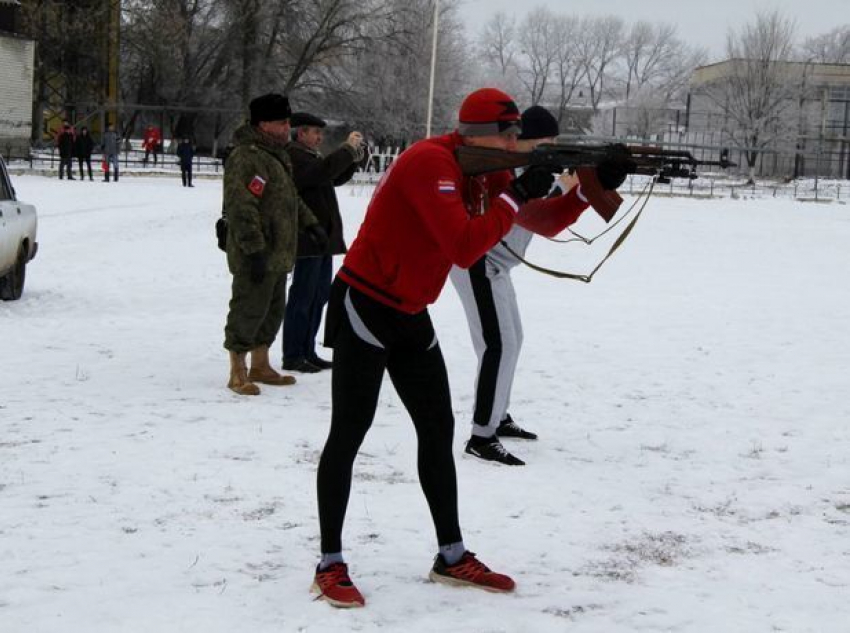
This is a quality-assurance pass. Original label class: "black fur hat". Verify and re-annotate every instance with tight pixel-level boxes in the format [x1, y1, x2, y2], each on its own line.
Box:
[250, 93, 292, 125]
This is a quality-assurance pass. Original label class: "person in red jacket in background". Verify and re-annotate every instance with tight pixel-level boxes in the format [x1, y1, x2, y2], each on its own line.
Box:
[311, 88, 557, 608]
[142, 125, 162, 166]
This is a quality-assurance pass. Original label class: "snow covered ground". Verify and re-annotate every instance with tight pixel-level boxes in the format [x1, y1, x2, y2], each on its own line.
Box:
[1, 173, 849, 633]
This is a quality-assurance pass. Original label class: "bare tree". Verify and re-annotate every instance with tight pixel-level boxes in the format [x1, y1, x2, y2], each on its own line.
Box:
[479, 12, 517, 77]
[515, 7, 558, 105]
[621, 22, 688, 101]
[575, 15, 624, 111]
[550, 14, 585, 126]
[472, 12, 523, 99]
[708, 10, 799, 183]
[319, 0, 469, 142]
[801, 25, 850, 63]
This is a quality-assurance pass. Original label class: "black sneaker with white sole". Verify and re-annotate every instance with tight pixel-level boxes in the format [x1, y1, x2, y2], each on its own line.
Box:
[464, 436, 525, 466]
[496, 415, 538, 440]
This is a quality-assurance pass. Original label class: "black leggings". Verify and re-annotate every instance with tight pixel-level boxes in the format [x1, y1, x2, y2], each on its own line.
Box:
[317, 279, 462, 553]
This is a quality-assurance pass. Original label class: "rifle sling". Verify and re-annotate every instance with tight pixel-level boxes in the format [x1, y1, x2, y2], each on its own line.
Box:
[500, 179, 655, 283]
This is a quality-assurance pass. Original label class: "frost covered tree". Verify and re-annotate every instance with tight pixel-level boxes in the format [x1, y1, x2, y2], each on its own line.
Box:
[473, 12, 522, 99]
[707, 10, 799, 183]
[515, 7, 559, 105]
[550, 14, 585, 127]
[800, 25, 850, 63]
[313, 0, 469, 142]
[575, 15, 624, 112]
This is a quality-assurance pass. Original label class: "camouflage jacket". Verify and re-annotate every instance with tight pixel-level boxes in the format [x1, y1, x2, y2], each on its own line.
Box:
[224, 124, 319, 275]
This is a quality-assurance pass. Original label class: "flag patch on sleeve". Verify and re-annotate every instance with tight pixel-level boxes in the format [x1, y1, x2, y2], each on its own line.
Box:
[437, 179, 457, 194]
[248, 175, 267, 197]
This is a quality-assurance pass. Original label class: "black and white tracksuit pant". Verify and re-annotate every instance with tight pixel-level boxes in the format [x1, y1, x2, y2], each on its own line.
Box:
[449, 225, 532, 438]
[316, 278, 462, 554]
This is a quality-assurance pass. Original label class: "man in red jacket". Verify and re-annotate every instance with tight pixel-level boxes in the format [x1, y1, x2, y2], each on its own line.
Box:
[142, 125, 162, 167]
[311, 88, 556, 608]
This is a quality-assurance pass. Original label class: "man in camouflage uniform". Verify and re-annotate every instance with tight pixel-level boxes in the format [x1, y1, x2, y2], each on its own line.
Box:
[223, 93, 328, 395]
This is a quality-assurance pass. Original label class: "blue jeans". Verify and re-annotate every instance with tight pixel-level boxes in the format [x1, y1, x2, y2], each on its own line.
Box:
[283, 255, 332, 361]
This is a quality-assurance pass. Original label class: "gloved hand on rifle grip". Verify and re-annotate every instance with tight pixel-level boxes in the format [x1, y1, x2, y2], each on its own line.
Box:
[305, 223, 329, 252]
[508, 165, 555, 202]
[247, 251, 267, 284]
[596, 146, 636, 191]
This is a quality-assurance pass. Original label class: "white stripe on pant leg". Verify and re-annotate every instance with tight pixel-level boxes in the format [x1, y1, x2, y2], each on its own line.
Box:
[450, 263, 522, 437]
[484, 266, 522, 433]
[344, 289, 384, 348]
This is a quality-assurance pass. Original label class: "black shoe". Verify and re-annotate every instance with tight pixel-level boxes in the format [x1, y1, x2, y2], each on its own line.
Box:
[464, 436, 525, 466]
[307, 355, 333, 370]
[282, 358, 321, 374]
[496, 415, 538, 440]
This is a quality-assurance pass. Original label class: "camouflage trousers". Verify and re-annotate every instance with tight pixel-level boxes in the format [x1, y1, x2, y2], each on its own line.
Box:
[224, 270, 288, 353]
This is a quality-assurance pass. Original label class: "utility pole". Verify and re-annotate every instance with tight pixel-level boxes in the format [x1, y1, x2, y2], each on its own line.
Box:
[425, 0, 439, 138]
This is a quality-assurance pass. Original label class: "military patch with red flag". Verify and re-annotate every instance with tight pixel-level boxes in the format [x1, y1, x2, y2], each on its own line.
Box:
[248, 175, 267, 198]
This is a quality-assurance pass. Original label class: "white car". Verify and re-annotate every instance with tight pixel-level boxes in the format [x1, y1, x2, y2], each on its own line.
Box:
[0, 156, 38, 300]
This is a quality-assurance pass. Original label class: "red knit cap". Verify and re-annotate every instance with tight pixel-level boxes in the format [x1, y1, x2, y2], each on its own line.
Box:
[458, 88, 521, 136]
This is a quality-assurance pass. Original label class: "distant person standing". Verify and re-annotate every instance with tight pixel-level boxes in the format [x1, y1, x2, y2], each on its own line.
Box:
[56, 122, 75, 180]
[102, 125, 120, 182]
[177, 138, 195, 187]
[74, 126, 95, 181]
[281, 112, 363, 373]
[142, 125, 162, 166]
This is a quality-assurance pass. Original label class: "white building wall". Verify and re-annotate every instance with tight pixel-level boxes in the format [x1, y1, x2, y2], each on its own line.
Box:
[0, 34, 35, 152]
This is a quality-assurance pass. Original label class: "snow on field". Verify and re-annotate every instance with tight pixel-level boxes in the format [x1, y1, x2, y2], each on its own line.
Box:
[1, 173, 849, 633]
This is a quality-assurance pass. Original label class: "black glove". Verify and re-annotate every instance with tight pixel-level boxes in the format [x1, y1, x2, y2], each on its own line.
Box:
[305, 224, 329, 252]
[596, 145, 635, 190]
[215, 217, 228, 251]
[508, 166, 555, 202]
[247, 252, 267, 284]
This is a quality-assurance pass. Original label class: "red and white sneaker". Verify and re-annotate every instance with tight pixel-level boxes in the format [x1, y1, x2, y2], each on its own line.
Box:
[311, 562, 365, 608]
[429, 551, 515, 593]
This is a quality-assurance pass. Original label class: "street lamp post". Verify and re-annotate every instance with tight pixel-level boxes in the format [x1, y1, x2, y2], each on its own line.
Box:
[425, 0, 440, 138]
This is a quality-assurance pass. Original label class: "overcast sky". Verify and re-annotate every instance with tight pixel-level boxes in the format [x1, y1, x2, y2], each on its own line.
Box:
[457, 0, 846, 59]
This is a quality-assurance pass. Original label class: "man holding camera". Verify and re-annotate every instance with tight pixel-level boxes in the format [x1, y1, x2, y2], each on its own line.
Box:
[282, 112, 364, 373]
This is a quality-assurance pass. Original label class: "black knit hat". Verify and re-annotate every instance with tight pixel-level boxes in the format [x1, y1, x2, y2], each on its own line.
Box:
[518, 105, 559, 140]
[291, 112, 326, 128]
[250, 93, 292, 125]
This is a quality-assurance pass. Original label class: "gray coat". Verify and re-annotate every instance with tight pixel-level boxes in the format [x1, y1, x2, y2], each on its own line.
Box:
[101, 131, 119, 157]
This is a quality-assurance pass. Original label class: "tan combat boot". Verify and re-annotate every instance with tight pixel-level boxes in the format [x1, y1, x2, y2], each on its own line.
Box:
[248, 345, 296, 386]
[228, 351, 261, 395]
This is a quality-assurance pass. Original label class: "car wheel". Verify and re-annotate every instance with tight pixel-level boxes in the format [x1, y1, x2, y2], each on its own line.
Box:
[0, 245, 26, 301]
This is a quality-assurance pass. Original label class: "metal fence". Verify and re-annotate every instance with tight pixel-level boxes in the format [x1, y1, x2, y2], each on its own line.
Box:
[3, 142, 848, 203]
[2, 144, 226, 178]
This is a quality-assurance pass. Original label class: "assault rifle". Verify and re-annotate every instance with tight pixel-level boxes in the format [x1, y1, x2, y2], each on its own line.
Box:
[457, 140, 735, 222]
[456, 141, 735, 184]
